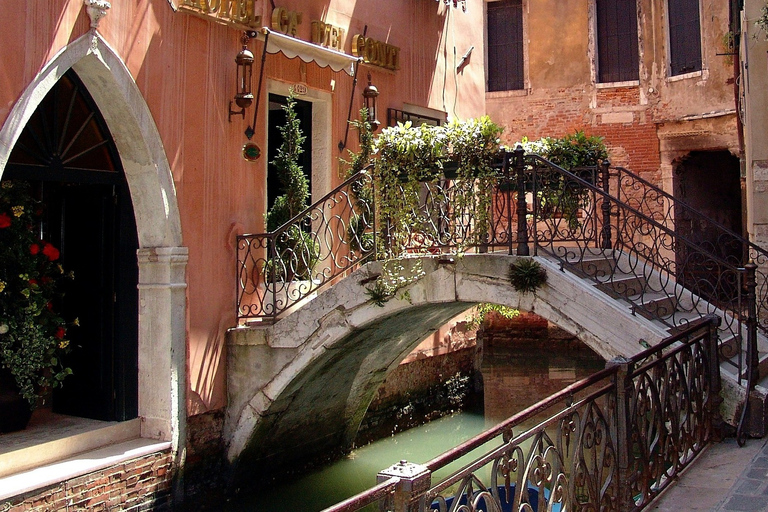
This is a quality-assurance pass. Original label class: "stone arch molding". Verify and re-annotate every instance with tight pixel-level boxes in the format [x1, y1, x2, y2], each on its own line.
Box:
[224, 254, 668, 474]
[0, 31, 187, 453]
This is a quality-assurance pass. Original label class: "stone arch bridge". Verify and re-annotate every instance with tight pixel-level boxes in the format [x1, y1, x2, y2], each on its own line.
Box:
[224, 254, 669, 477]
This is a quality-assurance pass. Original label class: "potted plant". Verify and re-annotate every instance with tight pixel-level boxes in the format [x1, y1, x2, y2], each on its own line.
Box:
[517, 131, 608, 230]
[0, 180, 73, 431]
[444, 115, 503, 180]
[444, 116, 503, 248]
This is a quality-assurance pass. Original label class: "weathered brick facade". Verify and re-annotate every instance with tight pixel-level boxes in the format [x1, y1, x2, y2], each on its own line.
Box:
[2, 450, 172, 511]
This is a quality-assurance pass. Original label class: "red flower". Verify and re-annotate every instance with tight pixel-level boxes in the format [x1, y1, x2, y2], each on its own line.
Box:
[28, 278, 38, 286]
[42, 243, 60, 261]
[46, 302, 53, 311]
[54, 326, 66, 339]
[41, 276, 52, 285]
[30, 243, 40, 255]
[0, 213, 10, 228]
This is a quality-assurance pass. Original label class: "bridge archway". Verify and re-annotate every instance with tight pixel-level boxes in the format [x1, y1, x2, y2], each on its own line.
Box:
[225, 254, 668, 476]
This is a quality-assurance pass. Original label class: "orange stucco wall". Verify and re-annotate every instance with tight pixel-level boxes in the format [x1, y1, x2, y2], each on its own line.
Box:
[0, 0, 486, 416]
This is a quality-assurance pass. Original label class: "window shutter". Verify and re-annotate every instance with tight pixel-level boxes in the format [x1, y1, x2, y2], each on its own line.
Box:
[668, 0, 702, 75]
[596, 0, 639, 83]
[487, 0, 524, 91]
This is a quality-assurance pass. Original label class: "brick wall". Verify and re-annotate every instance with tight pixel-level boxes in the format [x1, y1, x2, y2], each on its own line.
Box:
[3, 450, 172, 511]
[490, 86, 662, 185]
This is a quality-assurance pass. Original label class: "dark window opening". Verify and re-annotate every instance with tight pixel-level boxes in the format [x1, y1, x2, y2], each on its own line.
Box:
[668, 0, 702, 75]
[487, 0, 524, 92]
[267, 94, 313, 217]
[596, 0, 639, 83]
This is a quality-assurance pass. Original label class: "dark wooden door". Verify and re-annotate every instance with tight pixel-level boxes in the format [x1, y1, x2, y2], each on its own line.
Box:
[4, 70, 138, 421]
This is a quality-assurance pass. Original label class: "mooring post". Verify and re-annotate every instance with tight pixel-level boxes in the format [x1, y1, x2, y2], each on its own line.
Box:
[377, 460, 431, 512]
[514, 145, 530, 256]
[600, 160, 613, 250]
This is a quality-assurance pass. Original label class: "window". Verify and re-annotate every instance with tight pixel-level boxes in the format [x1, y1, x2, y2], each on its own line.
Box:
[668, 0, 702, 75]
[596, 0, 639, 83]
[487, 0, 524, 92]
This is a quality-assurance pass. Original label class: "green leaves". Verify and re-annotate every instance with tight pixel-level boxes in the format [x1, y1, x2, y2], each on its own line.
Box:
[0, 180, 73, 406]
[509, 258, 548, 294]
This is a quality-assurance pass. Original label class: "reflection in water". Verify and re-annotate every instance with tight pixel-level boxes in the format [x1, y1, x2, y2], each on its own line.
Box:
[222, 342, 605, 511]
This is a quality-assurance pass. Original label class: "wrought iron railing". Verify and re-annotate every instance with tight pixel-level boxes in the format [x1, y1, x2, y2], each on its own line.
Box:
[522, 156, 747, 371]
[237, 168, 375, 322]
[235, 150, 762, 390]
[320, 316, 723, 512]
[610, 164, 768, 335]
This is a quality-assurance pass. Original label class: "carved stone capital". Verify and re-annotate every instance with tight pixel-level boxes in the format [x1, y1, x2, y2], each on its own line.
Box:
[84, 0, 111, 29]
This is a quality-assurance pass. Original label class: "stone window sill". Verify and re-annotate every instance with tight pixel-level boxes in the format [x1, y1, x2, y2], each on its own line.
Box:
[595, 80, 640, 89]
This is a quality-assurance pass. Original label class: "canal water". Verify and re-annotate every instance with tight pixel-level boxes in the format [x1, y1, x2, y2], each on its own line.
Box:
[222, 341, 605, 511]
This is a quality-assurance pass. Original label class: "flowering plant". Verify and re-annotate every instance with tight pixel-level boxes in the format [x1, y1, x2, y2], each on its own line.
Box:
[0, 180, 74, 406]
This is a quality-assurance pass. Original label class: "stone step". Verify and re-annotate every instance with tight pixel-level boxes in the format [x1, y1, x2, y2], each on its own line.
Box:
[629, 292, 678, 321]
[593, 272, 647, 300]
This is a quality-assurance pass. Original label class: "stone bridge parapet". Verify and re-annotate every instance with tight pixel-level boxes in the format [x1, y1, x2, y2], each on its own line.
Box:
[224, 254, 667, 477]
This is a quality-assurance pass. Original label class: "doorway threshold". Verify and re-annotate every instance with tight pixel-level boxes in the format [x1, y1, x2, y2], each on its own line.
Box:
[0, 408, 141, 478]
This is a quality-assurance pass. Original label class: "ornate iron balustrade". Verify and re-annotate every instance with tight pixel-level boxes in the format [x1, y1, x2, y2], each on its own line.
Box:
[320, 317, 723, 512]
[609, 164, 768, 335]
[235, 152, 761, 395]
[524, 155, 747, 352]
[237, 168, 375, 322]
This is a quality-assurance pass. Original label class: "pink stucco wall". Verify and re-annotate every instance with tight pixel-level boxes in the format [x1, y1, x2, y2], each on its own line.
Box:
[0, 0, 486, 415]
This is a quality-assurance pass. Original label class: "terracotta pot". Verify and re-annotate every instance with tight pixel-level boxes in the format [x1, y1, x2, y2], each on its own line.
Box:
[0, 368, 32, 433]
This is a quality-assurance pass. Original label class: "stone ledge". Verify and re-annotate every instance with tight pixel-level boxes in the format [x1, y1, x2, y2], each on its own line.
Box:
[0, 411, 140, 479]
[0, 437, 171, 501]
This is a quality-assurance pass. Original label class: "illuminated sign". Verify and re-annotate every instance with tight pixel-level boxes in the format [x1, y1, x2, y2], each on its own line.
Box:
[311, 21, 345, 52]
[177, 0, 262, 30]
[352, 35, 400, 71]
[271, 7, 303, 37]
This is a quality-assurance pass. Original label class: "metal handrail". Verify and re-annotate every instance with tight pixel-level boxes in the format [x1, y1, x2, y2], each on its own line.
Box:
[609, 164, 768, 335]
[236, 167, 375, 322]
[234, 151, 759, 387]
[320, 317, 722, 512]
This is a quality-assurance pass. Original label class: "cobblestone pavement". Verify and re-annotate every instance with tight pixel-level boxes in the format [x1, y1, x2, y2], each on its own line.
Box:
[650, 436, 768, 511]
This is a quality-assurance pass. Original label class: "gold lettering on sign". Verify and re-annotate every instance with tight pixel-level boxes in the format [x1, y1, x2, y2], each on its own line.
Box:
[271, 7, 302, 37]
[352, 35, 400, 71]
[311, 21, 345, 52]
[178, 0, 262, 30]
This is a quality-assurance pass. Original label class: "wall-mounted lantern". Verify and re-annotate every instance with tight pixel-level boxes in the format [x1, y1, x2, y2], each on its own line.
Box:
[362, 73, 380, 131]
[229, 34, 255, 121]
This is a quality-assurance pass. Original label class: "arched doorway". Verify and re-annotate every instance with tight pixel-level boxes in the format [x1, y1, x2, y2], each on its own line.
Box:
[3, 70, 138, 421]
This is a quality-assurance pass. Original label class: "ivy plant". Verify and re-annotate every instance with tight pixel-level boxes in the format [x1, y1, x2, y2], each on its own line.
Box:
[365, 116, 503, 306]
[517, 131, 608, 230]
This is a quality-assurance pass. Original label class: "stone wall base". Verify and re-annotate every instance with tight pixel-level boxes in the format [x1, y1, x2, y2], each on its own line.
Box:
[3, 450, 172, 511]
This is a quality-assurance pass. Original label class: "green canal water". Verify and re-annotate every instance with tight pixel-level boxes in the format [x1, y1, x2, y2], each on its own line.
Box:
[222, 342, 605, 511]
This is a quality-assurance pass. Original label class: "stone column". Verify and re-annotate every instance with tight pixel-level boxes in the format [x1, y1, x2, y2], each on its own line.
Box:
[137, 247, 188, 458]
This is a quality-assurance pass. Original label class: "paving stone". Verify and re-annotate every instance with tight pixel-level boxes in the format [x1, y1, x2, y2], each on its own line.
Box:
[736, 479, 764, 495]
[754, 456, 768, 468]
[721, 495, 768, 511]
[747, 467, 768, 480]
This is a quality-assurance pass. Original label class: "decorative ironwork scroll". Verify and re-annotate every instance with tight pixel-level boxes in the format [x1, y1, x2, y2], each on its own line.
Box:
[320, 317, 721, 512]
